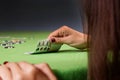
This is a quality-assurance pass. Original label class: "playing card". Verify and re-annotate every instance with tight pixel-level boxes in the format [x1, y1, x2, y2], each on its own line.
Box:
[25, 39, 62, 54]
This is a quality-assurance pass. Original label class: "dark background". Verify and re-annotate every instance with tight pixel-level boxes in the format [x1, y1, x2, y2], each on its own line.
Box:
[0, 0, 83, 32]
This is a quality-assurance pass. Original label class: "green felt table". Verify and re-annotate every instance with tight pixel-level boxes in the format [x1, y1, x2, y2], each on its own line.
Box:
[0, 31, 88, 80]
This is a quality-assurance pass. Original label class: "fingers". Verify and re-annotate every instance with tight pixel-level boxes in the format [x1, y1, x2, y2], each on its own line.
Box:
[0, 62, 54, 80]
[48, 25, 80, 44]
[34, 63, 57, 80]
[48, 25, 70, 39]
[18, 61, 37, 74]
[0, 65, 12, 80]
[48, 25, 72, 44]
[5, 62, 21, 75]
[51, 36, 71, 44]
[18, 62, 50, 80]
[5, 62, 23, 80]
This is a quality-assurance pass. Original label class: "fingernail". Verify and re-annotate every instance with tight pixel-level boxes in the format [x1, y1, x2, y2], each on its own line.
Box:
[51, 38, 56, 43]
[3, 61, 8, 64]
[0, 77, 2, 80]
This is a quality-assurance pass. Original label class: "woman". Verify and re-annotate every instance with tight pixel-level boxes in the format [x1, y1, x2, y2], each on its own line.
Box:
[84, 0, 120, 80]
[49, 0, 120, 80]
[0, 0, 119, 80]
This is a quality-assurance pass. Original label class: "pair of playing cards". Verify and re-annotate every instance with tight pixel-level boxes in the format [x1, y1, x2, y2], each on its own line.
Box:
[25, 39, 62, 54]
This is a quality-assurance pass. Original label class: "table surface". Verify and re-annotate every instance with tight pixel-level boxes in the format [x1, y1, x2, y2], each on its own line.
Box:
[0, 31, 88, 80]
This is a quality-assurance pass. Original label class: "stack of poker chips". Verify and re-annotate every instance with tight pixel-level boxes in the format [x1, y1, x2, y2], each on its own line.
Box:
[1, 40, 14, 48]
[0, 39, 25, 49]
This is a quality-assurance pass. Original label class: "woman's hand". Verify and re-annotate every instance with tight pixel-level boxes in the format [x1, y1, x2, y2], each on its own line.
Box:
[0, 62, 57, 80]
[48, 26, 87, 49]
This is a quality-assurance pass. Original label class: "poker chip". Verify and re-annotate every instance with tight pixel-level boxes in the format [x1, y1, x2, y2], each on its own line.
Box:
[1, 43, 7, 46]
[11, 39, 25, 44]
[4, 46, 15, 49]
[0, 37, 26, 49]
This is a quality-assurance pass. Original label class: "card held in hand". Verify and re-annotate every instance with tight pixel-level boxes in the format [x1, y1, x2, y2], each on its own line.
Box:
[25, 39, 62, 54]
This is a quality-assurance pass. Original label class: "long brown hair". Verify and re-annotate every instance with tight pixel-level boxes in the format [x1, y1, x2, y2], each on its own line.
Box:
[83, 0, 120, 80]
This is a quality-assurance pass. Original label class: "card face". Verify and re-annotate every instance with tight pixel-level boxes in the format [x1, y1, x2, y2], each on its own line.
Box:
[25, 39, 62, 54]
[35, 39, 50, 53]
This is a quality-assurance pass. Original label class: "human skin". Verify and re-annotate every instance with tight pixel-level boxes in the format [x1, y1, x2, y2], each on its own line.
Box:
[0, 62, 57, 80]
[48, 25, 87, 49]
